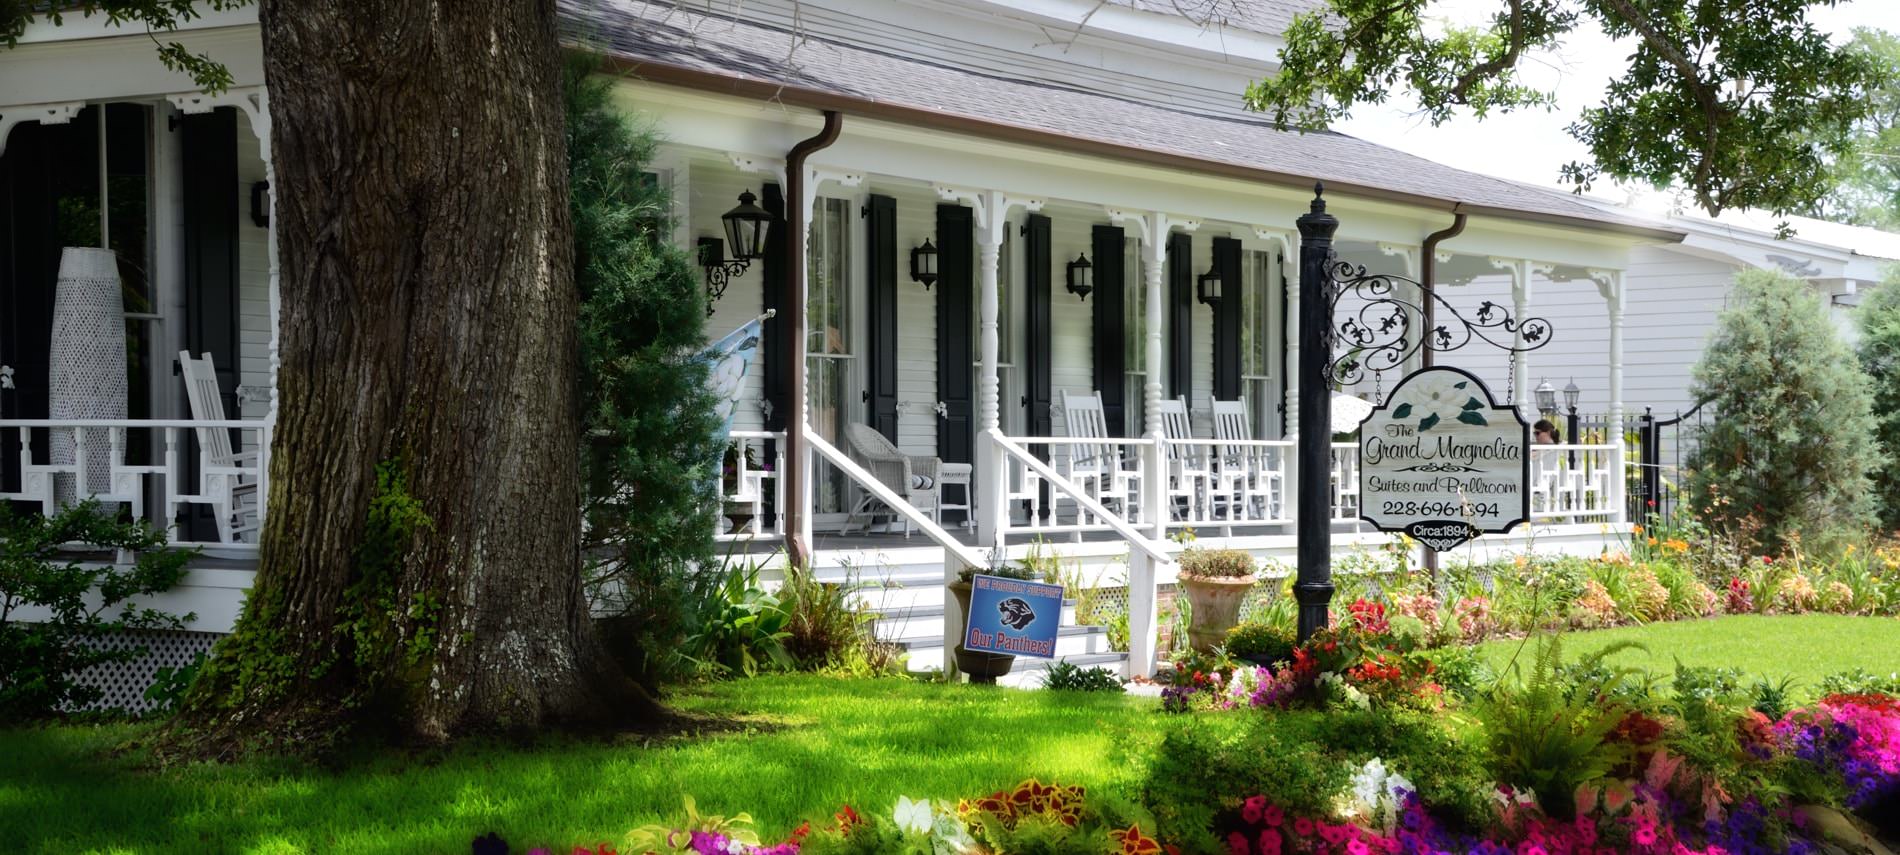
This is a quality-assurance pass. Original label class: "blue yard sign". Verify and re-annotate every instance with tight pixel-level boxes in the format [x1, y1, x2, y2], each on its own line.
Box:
[963, 574, 1064, 659]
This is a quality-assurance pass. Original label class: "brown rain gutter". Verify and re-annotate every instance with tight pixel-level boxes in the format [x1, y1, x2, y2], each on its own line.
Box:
[1418, 209, 1467, 372]
[783, 110, 844, 569]
[593, 55, 1685, 245]
[1417, 209, 1466, 581]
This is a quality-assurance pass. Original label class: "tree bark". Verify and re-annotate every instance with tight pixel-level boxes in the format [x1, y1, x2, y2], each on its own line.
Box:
[171, 0, 647, 753]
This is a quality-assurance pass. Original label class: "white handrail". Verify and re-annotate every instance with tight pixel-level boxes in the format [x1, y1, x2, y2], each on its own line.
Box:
[991, 430, 1172, 565]
[0, 418, 263, 429]
[803, 429, 987, 571]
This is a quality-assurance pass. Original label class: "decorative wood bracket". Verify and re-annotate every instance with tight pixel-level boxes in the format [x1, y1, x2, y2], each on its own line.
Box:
[0, 100, 86, 157]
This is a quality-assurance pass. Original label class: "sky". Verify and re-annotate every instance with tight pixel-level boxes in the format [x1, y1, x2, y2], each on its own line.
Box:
[1332, 0, 1900, 210]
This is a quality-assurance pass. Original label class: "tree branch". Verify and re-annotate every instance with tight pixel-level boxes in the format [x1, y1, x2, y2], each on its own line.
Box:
[1448, 0, 1526, 102]
[1596, 0, 1728, 210]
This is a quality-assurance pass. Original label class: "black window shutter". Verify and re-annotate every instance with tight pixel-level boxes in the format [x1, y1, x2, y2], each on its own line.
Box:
[1212, 236, 1244, 401]
[1023, 214, 1054, 451]
[759, 183, 790, 432]
[179, 107, 241, 540]
[936, 204, 975, 465]
[1092, 224, 1127, 437]
[1168, 232, 1192, 403]
[865, 194, 899, 441]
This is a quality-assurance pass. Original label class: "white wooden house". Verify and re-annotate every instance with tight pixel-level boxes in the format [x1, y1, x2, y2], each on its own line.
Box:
[0, 0, 1685, 688]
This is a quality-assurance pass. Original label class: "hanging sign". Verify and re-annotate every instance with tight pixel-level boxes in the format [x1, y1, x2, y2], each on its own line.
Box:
[963, 574, 1064, 659]
[1357, 366, 1530, 551]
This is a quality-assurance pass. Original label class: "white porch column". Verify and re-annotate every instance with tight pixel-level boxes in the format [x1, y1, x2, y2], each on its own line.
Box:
[939, 187, 1041, 552]
[1593, 269, 1627, 524]
[1489, 257, 1531, 411]
[1108, 209, 1193, 680]
[1378, 243, 1423, 375]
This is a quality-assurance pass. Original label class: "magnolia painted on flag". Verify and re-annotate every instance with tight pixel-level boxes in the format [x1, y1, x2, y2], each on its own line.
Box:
[702, 315, 767, 439]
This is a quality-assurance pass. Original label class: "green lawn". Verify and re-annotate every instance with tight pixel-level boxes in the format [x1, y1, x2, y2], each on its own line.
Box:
[1475, 614, 1900, 689]
[8, 615, 1897, 855]
[0, 677, 1162, 855]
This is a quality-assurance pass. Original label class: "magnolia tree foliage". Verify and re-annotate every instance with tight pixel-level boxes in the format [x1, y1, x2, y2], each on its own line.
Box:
[1807, 29, 1900, 231]
[1251, 0, 1887, 217]
[565, 60, 722, 686]
[1686, 269, 1877, 552]
[1856, 267, 1900, 533]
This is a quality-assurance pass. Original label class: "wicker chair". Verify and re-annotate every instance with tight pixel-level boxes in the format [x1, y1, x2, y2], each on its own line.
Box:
[842, 423, 943, 536]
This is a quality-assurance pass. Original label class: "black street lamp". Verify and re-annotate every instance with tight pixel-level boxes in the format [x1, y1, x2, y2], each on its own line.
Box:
[1196, 265, 1223, 306]
[1564, 378, 1582, 467]
[1066, 252, 1094, 300]
[911, 238, 939, 290]
[699, 190, 774, 313]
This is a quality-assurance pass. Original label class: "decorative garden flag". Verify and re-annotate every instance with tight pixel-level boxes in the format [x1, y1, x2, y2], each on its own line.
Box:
[1357, 366, 1530, 551]
[701, 311, 771, 440]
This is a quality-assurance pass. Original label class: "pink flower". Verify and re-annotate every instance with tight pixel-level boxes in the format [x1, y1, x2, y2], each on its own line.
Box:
[1293, 817, 1315, 837]
[1258, 829, 1283, 855]
[1263, 803, 1284, 826]
[1243, 795, 1266, 824]
[1318, 822, 1349, 845]
[1348, 839, 1371, 855]
[1632, 821, 1657, 846]
[1228, 831, 1252, 854]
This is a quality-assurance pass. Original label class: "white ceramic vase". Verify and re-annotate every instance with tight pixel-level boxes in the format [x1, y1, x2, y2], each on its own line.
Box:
[49, 246, 126, 509]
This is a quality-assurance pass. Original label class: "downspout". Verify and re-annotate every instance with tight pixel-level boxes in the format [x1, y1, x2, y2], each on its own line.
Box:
[783, 110, 844, 569]
[1417, 208, 1466, 582]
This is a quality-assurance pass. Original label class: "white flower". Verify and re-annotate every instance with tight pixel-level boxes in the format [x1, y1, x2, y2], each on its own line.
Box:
[894, 795, 934, 835]
[930, 802, 979, 854]
[0, 364, 12, 390]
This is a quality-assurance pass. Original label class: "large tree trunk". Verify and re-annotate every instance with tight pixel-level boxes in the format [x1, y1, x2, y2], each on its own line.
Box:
[171, 0, 644, 753]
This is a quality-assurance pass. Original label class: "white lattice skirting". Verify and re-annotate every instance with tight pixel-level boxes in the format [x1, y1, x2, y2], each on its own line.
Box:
[69, 629, 222, 715]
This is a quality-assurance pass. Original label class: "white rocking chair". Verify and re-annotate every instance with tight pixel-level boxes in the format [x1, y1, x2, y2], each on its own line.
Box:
[1059, 390, 1139, 527]
[1211, 398, 1282, 525]
[1157, 396, 1208, 520]
[841, 423, 942, 536]
[178, 351, 259, 543]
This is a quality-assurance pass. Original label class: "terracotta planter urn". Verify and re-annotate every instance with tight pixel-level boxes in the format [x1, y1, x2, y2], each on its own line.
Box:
[948, 580, 1015, 683]
[1179, 573, 1256, 653]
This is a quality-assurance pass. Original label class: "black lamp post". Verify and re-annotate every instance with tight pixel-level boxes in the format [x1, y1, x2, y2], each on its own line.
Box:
[699, 190, 774, 312]
[1066, 252, 1094, 300]
[1196, 265, 1222, 306]
[1564, 378, 1582, 468]
[911, 238, 939, 289]
[1295, 184, 1337, 643]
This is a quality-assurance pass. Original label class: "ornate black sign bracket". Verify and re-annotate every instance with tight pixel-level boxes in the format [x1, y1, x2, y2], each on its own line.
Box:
[1320, 259, 1555, 388]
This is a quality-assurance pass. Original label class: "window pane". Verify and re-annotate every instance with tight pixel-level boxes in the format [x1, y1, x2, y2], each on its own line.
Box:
[807, 198, 850, 356]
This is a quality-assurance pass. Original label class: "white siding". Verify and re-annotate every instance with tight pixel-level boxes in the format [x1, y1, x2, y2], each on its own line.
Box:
[693, 166, 773, 435]
[235, 125, 270, 419]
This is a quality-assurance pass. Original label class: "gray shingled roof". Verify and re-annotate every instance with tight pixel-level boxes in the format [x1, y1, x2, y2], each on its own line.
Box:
[1104, 0, 1329, 37]
[561, 0, 1678, 238]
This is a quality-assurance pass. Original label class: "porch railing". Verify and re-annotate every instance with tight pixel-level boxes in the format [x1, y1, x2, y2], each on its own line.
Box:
[1529, 443, 1621, 522]
[714, 429, 784, 543]
[996, 435, 1154, 538]
[0, 418, 270, 546]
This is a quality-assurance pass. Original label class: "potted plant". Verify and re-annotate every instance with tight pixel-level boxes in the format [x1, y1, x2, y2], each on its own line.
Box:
[1224, 620, 1296, 668]
[721, 443, 760, 532]
[949, 561, 1038, 683]
[1176, 548, 1256, 653]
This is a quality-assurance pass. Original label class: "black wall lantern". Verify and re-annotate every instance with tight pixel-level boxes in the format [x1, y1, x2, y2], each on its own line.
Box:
[1197, 265, 1223, 306]
[911, 238, 939, 289]
[699, 189, 774, 313]
[1065, 252, 1094, 301]
[250, 181, 270, 228]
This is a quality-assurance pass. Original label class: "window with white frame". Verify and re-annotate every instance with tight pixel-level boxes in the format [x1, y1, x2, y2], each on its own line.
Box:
[806, 197, 854, 514]
[1241, 249, 1283, 438]
[1123, 237, 1146, 436]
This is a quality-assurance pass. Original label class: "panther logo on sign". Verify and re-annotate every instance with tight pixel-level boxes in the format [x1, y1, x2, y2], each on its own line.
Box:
[997, 597, 1036, 630]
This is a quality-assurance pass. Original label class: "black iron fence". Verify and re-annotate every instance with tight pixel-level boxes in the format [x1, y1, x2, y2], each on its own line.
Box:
[1631, 403, 1712, 528]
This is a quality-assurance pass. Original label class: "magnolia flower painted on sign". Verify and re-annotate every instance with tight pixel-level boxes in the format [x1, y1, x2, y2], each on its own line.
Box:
[1388, 372, 1488, 431]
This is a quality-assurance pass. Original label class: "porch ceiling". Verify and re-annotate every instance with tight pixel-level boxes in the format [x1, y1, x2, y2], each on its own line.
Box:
[558, 0, 1683, 243]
